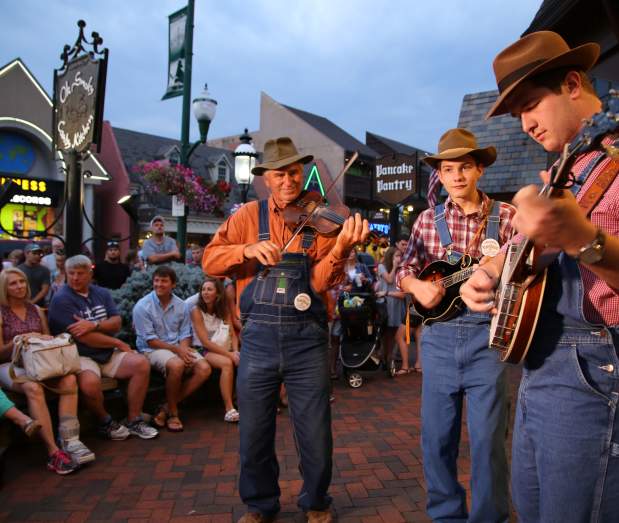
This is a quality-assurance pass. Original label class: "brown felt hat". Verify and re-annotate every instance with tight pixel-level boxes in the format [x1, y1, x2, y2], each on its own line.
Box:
[422, 128, 496, 169]
[486, 31, 600, 118]
[251, 137, 313, 176]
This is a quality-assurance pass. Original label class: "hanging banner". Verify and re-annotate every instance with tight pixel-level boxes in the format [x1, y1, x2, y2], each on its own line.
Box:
[162, 6, 187, 100]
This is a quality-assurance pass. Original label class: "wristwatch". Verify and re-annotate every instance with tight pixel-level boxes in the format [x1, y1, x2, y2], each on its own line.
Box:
[573, 229, 606, 265]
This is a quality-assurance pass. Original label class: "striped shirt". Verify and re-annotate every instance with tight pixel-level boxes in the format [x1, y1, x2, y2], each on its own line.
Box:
[396, 192, 515, 287]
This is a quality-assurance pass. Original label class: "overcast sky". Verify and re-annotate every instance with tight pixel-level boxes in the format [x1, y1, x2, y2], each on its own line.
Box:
[1, 0, 541, 152]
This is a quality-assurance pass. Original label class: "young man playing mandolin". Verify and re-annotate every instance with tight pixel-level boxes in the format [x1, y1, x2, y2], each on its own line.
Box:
[461, 31, 619, 522]
[203, 136, 369, 523]
[397, 128, 515, 522]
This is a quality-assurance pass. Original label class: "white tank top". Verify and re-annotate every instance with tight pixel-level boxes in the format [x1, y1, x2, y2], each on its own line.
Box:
[193, 310, 231, 351]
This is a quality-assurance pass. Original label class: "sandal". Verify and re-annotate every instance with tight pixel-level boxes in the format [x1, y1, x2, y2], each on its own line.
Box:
[166, 415, 184, 432]
[224, 408, 240, 423]
[153, 405, 169, 429]
[22, 418, 42, 439]
[394, 368, 413, 376]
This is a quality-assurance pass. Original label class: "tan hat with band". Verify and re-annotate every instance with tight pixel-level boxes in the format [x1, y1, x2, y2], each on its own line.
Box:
[422, 128, 496, 169]
[486, 31, 600, 118]
[252, 137, 313, 176]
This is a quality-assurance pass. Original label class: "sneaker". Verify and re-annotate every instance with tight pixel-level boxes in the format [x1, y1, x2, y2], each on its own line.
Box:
[60, 438, 96, 465]
[126, 418, 159, 439]
[98, 419, 130, 441]
[47, 449, 78, 475]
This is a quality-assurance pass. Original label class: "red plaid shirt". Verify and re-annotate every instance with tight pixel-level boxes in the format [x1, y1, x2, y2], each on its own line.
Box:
[396, 192, 515, 287]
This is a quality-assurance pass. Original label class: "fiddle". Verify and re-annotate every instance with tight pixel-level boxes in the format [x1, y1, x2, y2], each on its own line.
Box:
[279, 152, 359, 254]
[282, 190, 350, 237]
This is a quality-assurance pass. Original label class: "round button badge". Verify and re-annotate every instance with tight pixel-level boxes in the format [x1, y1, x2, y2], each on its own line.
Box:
[481, 238, 500, 257]
[294, 293, 312, 311]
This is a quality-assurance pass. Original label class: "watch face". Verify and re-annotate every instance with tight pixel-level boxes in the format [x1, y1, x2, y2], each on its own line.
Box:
[579, 245, 604, 265]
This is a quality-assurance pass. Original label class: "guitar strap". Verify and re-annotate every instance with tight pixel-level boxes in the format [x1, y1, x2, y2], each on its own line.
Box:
[434, 199, 500, 263]
[571, 145, 619, 217]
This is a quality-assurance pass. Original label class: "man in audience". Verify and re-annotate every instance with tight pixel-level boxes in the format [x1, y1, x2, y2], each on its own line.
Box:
[18, 243, 50, 306]
[94, 240, 131, 289]
[188, 244, 204, 267]
[42, 237, 64, 272]
[133, 265, 211, 432]
[48, 254, 158, 440]
[141, 216, 181, 266]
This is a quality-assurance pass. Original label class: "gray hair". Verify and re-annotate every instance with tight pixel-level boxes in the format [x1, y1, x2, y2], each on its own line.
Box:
[65, 254, 92, 271]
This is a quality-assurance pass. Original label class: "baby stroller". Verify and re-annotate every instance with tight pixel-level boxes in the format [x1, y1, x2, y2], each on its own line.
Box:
[337, 290, 384, 388]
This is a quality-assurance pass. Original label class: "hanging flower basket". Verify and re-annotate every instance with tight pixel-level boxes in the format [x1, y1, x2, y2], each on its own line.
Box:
[133, 160, 230, 216]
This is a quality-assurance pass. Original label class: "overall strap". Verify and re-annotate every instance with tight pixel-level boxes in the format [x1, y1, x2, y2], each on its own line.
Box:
[258, 200, 270, 241]
[485, 200, 500, 241]
[433, 203, 462, 262]
[301, 230, 315, 250]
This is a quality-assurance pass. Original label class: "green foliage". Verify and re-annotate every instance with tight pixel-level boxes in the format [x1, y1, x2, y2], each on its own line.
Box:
[110, 262, 205, 343]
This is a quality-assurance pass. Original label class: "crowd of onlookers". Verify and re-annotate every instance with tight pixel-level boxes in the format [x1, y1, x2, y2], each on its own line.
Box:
[0, 214, 420, 477]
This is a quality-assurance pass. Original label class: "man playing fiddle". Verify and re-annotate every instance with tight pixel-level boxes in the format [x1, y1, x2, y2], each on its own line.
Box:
[202, 136, 369, 523]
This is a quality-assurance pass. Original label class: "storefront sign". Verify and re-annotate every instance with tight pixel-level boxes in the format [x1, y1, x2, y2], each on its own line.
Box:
[53, 52, 107, 153]
[0, 177, 62, 207]
[374, 154, 416, 206]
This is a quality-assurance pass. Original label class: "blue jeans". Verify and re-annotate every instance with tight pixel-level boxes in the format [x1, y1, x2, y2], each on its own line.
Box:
[421, 311, 509, 523]
[237, 319, 332, 516]
[513, 326, 619, 522]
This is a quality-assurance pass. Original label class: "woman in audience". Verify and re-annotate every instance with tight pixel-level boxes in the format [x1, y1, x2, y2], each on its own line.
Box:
[49, 251, 66, 298]
[377, 247, 410, 375]
[191, 277, 240, 422]
[0, 387, 41, 437]
[0, 268, 93, 474]
[125, 249, 145, 273]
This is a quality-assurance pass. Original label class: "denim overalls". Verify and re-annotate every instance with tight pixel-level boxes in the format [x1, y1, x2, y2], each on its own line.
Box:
[511, 152, 619, 523]
[236, 200, 332, 517]
[421, 201, 509, 523]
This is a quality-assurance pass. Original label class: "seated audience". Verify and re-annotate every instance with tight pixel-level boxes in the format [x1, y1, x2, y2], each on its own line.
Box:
[188, 243, 204, 267]
[133, 266, 211, 432]
[17, 243, 50, 306]
[49, 251, 66, 299]
[93, 240, 131, 289]
[125, 249, 145, 273]
[48, 255, 157, 441]
[190, 277, 240, 422]
[0, 387, 41, 438]
[0, 268, 92, 474]
[42, 238, 64, 273]
[141, 216, 181, 266]
[6, 249, 25, 268]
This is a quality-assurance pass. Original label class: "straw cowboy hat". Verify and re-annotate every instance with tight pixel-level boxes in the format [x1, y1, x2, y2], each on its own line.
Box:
[251, 137, 313, 176]
[486, 30, 600, 118]
[422, 128, 496, 169]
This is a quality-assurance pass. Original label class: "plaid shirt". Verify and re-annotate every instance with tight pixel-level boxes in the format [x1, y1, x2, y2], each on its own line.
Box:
[396, 192, 515, 287]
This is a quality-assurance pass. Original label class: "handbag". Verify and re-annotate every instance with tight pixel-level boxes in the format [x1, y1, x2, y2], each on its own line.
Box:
[10, 333, 81, 384]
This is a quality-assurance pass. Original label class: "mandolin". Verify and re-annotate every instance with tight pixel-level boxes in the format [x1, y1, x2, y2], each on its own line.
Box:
[412, 254, 477, 324]
[489, 91, 619, 363]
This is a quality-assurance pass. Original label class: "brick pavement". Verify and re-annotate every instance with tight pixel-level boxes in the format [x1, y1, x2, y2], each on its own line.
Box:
[0, 367, 520, 522]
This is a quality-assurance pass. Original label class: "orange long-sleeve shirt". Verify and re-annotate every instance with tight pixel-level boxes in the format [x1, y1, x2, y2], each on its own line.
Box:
[202, 197, 348, 314]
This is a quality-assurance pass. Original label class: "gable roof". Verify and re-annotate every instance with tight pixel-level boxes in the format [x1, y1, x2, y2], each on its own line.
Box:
[365, 131, 431, 157]
[282, 104, 378, 159]
[457, 90, 549, 194]
[111, 126, 232, 182]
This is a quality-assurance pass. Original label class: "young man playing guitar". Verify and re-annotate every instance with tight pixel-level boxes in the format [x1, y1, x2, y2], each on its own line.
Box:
[398, 128, 515, 522]
[461, 31, 619, 522]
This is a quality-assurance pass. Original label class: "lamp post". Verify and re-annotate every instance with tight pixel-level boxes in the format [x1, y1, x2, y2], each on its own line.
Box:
[233, 129, 257, 203]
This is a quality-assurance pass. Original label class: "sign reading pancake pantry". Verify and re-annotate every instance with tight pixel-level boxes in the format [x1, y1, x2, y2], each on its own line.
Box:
[374, 153, 416, 206]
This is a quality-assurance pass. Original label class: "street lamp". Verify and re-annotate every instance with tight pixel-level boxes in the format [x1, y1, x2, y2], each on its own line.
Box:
[233, 129, 257, 203]
[176, 84, 217, 261]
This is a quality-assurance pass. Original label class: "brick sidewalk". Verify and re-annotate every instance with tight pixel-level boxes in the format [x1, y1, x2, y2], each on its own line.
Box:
[0, 368, 520, 522]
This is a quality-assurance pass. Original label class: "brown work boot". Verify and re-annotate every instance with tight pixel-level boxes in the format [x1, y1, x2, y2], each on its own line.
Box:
[307, 509, 333, 523]
[237, 513, 272, 523]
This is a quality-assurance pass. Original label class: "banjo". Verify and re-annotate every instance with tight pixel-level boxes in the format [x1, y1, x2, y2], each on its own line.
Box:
[489, 91, 619, 363]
